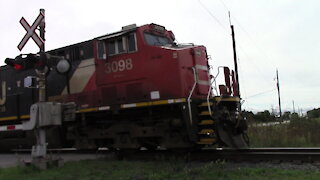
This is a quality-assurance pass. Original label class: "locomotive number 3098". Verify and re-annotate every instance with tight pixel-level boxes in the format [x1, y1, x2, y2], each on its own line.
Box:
[105, 59, 133, 74]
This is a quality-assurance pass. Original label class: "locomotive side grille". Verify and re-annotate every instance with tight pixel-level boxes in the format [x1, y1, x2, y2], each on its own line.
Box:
[78, 95, 88, 105]
[102, 87, 117, 104]
[126, 83, 144, 101]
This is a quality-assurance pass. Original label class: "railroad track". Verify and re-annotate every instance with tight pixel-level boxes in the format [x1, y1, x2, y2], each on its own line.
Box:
[116, 148, 320, 163]
[9, 148, 320, 163]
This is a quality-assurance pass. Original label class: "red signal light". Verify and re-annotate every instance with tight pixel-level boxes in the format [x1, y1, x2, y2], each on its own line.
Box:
[5, 57, 24, 71]
[14, 64, 23, 70]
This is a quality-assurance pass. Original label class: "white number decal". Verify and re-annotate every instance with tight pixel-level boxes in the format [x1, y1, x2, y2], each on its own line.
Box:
[118, 60, 125, 71]
[105, 58, 133, 74]
[105, 63, 111, 73]
[126, 59, 133, 70]
[111, 61, 118, 72]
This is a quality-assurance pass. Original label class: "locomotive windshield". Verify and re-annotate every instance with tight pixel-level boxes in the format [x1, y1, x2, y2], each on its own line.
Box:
[144, 33, 171, 46]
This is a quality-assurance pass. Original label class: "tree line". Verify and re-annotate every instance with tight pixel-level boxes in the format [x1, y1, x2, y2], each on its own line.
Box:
[242, 107, 320, 122]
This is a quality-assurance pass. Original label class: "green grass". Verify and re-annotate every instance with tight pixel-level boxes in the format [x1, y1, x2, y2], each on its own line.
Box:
[1, 160, 320, 180]
[248, 118, 320, 147]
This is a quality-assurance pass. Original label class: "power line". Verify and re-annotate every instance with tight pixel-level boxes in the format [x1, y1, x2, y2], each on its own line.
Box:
[236, 44, 274, 86]
[197, 0, 229, 33]
[219, 0, 275, 70]
[245, 89, 276, 99]
[219, 0, 230, 12]
[198, 0, 274, 86]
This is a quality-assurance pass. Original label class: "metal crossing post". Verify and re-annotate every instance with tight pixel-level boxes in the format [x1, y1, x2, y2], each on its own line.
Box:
[32, 8, 47, 160]
[32, 70, 47, 158]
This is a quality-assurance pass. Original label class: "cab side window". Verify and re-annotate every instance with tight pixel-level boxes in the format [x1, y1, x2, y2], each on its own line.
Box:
[127, 33, 136, 52]
[97, 41, 106, 59]
[107, 33, 137, 56]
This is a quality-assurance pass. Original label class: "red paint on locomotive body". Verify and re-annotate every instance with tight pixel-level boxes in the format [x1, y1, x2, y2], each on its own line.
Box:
[91, 23, 210, 106]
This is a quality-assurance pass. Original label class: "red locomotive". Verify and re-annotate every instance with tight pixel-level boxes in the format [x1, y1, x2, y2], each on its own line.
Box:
[0, 23, 248, 150]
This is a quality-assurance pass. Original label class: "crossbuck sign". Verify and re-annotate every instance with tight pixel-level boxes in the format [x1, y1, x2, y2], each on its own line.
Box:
[17, 12, 45, 51]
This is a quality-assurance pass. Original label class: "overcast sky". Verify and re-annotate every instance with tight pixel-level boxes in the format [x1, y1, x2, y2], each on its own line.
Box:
[0, 0, 319, 113]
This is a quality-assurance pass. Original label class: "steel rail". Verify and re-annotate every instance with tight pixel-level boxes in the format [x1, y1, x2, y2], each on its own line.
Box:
[8, 148, 320, 163]
[116, 148, 320, 162]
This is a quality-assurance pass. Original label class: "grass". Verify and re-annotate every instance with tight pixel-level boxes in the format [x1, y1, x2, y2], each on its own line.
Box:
[1, 159, 320, 180]
[248, 118, 320, 147]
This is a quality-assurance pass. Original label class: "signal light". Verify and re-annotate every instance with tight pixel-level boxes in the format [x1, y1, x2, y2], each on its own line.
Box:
[14, 64, 23, 70]
[36, 52, 48, 70]
[5, 57, 24, 71]
[5, 53, 49, 71]
[4, 53, 62, 75]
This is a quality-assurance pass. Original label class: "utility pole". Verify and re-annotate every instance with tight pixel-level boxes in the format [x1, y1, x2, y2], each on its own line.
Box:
[230, 24, 240, 98]
[229, 12, 241, 113]
[276, 69, 282, 119]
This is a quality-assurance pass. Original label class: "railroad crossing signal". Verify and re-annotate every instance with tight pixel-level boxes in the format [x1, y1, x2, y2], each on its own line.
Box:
[17, 11, 45, 51]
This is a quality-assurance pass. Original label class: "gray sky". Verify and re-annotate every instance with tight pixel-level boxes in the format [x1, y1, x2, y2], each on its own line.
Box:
[0, 0, 319, 113]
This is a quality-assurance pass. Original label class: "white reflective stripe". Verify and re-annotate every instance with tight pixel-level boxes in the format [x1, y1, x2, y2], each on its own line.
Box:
[174, 98, 186, 103]
[198, 80, 211, 86]
[0, 124, 23, 132]
[195, 64, 210, 86]
[76, 98, 188, 112]
[16, 124, 23, 130]
[122, 103, 136, 108]
[195, 64, 208, 71]
[98, 106, 110, 111]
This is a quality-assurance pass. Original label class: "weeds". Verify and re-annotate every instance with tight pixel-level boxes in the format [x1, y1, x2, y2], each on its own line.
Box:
[248, 118, 320, 147]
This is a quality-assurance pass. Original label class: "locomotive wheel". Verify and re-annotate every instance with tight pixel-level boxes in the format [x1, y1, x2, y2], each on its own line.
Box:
[215, 109, 249, 148]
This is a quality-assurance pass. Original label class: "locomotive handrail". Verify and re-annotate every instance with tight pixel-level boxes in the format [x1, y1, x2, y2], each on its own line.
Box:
[206, 66, 227, 116]
[206, 68, 214, 116]
[187, 67, 198, 124]
[212, 66, 225, 96]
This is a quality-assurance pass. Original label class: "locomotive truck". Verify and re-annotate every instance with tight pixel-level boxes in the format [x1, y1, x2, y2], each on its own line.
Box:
[0, 23, 248, 151]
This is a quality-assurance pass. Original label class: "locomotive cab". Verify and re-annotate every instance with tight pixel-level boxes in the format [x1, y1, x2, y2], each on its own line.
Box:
[94, 23, 211, 106]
